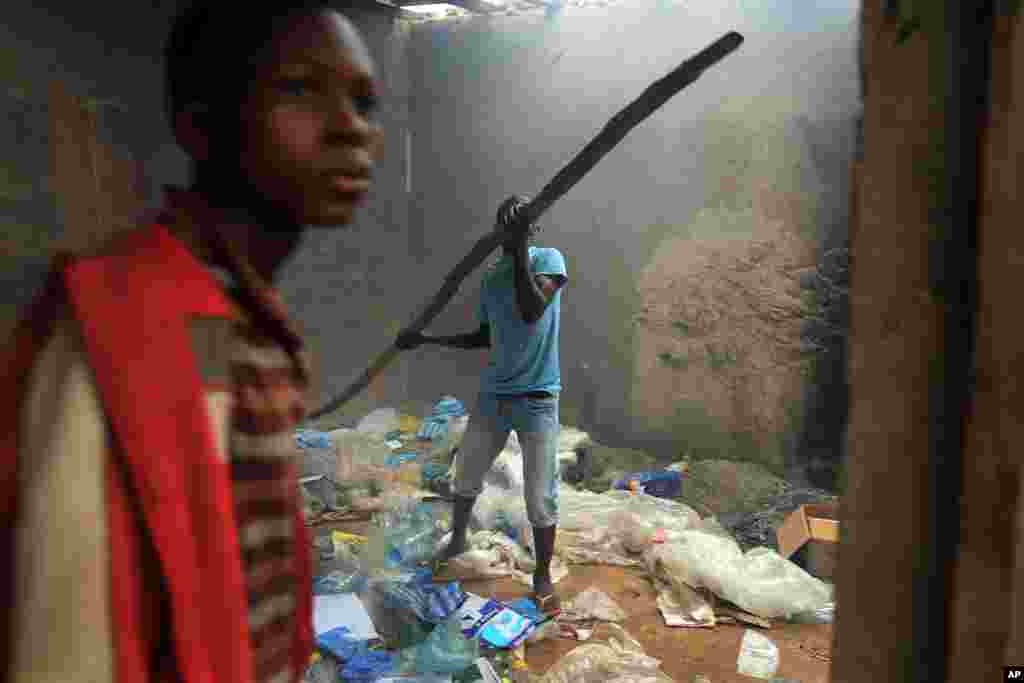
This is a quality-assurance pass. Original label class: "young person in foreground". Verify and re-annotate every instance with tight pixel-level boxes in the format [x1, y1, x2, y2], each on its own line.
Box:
[396, 197, 569, 615]
[1, 3, 383, 682]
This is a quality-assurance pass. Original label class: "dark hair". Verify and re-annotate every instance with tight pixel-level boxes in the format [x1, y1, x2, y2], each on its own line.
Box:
[496, 195, 542, 239]
[163, 1, 337, 133]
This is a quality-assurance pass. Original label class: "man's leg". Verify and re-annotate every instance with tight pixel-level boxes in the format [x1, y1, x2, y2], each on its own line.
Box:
[438, 406, 508, 560]
[517, 398, 561, 612]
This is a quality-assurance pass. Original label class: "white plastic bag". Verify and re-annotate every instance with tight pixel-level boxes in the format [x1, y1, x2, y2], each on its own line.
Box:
[643, 531, 833, 619]
[736, 629, 779, 679]
[557, 425, 593, 453]
[484, 449, 525, 491]
[555, 489, 700, 566]
[356, 408, 401, 440]
[448, 415, 470, 450]
[538, 624, 671, 683]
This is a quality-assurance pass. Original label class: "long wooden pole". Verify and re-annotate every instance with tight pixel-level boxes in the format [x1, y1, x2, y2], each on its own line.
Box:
[308, 31, 745, 420]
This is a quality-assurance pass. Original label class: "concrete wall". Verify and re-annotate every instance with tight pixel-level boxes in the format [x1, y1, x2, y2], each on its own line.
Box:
[0, 0, 860, 474]
[0, 1, 184, 327]
[403, 0, 859, 458]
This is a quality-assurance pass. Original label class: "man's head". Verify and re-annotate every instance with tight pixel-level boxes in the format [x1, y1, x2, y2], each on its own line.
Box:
[165, 2, 383, 227]
[496, 195, 542, 252]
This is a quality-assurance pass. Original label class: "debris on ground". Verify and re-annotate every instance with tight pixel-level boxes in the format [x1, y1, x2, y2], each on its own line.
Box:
[299, 398, 836, 683]
[736, 629, 779, 679]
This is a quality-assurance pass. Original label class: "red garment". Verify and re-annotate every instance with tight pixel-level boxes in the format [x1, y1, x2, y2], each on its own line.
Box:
[0, 224, 312, 683]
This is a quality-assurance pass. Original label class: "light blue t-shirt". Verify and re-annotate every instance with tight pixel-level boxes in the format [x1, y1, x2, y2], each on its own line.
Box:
[479, 246, 568, 397]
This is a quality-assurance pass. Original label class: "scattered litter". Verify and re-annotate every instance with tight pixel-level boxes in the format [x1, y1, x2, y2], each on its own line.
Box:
[475, 657, 501, 683]
[385, 452, 419, 467]
[643, 530, 833, 619]
[717, 605, 772, 629]
[561, 586, 628, 623]
[538, 623, 672, 683]
[451, 593, 534, 648]
[313, 569, 366, 596]
[357, 408, 402, 440]
[341, 648, 397, 683]
[417, 396, 467, 442]
[656, 586, 715, 628]
[334, 531, 368, 547]
[613, 470, 684, 499]
[303, 655, 338, 683]
[304, 403, 834, 683]
[317, 626, 365, 660]
[296, 429, 333, 450]
[736, 629, 780, 680]
[313, 593, 380, 641]
[395, 615, 479, 675]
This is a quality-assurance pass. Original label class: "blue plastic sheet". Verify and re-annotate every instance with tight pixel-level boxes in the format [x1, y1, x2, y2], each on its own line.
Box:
[399, 616, 478, 675]
[296, 430, 332, 450]
[431, 397, 466, 418]
[318, 627, 397, 683]
[416, 397, 467, 441]
[381, 576, 467, 625]
[340, 650, 397, 683]
[384, 452, 419, 468]
[313, 570, 368, 596]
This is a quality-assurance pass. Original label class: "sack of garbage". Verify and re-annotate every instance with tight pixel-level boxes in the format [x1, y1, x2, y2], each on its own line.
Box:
[643, 530, 833, 619]
[356, 407, 401, 440]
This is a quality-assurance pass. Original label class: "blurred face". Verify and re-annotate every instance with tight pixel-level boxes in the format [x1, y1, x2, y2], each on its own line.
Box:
[239, 10, 383, 227]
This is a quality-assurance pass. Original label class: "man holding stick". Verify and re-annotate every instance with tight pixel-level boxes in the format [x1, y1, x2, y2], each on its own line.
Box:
[396, 196, 568, 614]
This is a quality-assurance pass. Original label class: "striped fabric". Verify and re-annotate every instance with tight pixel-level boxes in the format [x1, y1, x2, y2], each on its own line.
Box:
[167, 187, 313, 683]
[190, 315, 307, 683]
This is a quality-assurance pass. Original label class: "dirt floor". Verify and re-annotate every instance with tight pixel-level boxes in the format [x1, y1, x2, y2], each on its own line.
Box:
[317, 521, 832, 683]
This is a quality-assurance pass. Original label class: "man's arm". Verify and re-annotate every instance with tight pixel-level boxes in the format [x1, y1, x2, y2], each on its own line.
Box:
[397, 323, 490, 351]
[511, 243, 567, 325]
[511, 242, 549, 325]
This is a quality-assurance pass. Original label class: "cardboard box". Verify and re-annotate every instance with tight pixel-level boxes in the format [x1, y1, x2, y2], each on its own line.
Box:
[776, 503, 840, 579]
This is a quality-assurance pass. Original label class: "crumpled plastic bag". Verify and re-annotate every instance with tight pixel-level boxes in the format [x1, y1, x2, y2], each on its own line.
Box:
[643, 530, 833, 619]
[331, 430, 394, 481]
[558, 425, 593, 453]
[471, 489, 529, 540]
[356, 408, 401, 440]
[561, 586, 628, 623]
[555, 489, 700, 567]
[654, 583, 715, 628]
[736, 629, 780, 679]
[395, 616, 479, 676]
[484, 448, 526, 491]
[296, 430, 333, 450]
[444, 531, 568, 587]
[538, 623, 672, 683]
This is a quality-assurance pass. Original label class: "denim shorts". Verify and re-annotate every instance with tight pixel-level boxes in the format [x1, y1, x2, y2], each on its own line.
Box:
[452, 393, 560, 528]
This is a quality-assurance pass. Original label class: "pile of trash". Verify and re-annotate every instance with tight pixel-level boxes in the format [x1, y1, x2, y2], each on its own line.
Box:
[297, 395, 835, 683]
